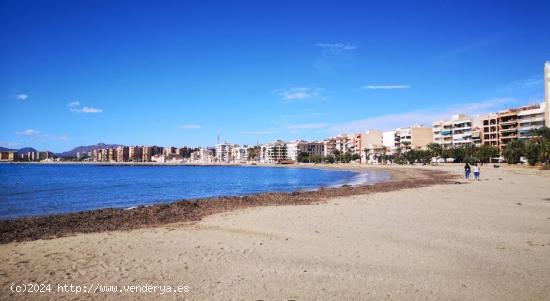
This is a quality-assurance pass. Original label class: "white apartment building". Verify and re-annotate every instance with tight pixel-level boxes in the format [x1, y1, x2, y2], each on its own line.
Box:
[518, 102, 546, 139]
[231, 145, 249, 163]
[190, 147, 214, 163]
[286, 140, 324, 161]
[260, 140, 288, 163]
[215, 143, 235, 163]
[433, 115, 477, 148]
[382, 131, 396, 151]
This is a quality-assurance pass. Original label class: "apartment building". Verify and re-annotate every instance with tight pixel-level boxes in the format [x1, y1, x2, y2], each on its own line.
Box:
[116, 146, 129, 162]
[433, 115, 478, 148]
[260, 140, 288, 163]
[382, 131, 396, 152]
[481, 113, 499, 148]
[323, 134, 354, 156]
[481, 103, 546, 150]
[215, 143, 235, 163]
[129, 146, 143, 162]
[286, 140, 324, 161]
[518, 104, 546, 139]
[394, 125, 433, 151]
[142, 146, 153, 162]
[0, 151, 16, 161]
[231, 145, 249, 163]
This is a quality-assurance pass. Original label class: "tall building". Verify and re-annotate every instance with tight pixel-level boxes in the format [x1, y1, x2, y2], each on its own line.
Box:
[518, 104, 546, 139]
[116, 146, 129, 162]
[142, 146, 153, 162]
[545, 61, 550, 127]
[260, 140, 288, 163]
[286, 140, 324, 161]
[0, 151, 16, 161]
[481, 103, 546, 150]
[394, 125, 433, 151]
[129, 146, 143, 162]
[432, 114, 478, 148]
[215, 143, 235, 163]
[382, 131, 396, 152]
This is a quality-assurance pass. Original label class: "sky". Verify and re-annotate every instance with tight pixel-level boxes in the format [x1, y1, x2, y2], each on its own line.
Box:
[1, 0, 549, 152]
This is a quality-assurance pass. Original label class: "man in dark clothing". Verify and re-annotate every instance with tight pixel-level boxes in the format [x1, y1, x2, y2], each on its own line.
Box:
[464, 163, 471, 180]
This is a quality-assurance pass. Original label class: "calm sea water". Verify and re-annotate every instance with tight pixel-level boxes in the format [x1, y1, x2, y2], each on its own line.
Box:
[0, 164, 390, 219]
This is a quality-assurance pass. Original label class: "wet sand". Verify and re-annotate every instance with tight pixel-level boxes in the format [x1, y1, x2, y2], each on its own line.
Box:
[0, 165, 549, 300]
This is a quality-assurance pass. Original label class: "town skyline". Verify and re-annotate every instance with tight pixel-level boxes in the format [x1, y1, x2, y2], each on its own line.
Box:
[2, 1, 550, 152]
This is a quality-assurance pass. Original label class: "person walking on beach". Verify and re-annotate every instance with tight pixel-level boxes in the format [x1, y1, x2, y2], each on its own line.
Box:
[464, 163, 471, 180]
[473, 163, 480, 181]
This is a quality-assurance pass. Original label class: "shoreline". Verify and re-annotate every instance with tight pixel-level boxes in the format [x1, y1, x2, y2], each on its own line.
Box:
[0, 167, 455, 244]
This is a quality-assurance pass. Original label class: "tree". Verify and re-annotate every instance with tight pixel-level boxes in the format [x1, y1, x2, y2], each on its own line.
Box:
[525, 141, 540, 166]
[451, 147, 465, 163]
[476, 145, 499, 163]
[426, 143, 442, 159]
[296, 151, 310, 163]
[502, 140, 525, 164]
[247, 146, 260, 161]
[332, 149, 341, 163]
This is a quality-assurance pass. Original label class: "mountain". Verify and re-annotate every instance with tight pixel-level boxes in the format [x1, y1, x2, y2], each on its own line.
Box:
[57, 143, 122, 158]
[0, 147, 37, 153]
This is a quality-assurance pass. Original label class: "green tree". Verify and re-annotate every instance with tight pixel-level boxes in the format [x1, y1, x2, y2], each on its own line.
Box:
[525, 141, 540, 166]
[502, 140, 525, 164]
[476, 145, 499, 163]
[426, 143, 442, 159]
[296, 151, 310, 163]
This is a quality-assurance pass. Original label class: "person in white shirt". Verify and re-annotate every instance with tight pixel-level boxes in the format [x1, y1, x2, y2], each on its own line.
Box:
[473, 163, 480, 181]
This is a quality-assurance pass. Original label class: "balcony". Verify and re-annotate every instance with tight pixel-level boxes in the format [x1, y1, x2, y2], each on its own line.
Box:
[499, 119, 518, 125]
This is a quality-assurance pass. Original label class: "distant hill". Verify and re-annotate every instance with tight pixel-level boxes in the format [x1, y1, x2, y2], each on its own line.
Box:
[57, 143, 122, 158]
[0, 146, 37, 153]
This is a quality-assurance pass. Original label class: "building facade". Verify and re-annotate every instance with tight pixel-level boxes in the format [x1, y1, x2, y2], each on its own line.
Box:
[261, 140, 288, 163]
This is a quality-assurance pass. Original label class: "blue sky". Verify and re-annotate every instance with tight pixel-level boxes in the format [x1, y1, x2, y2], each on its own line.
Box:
[1, 0, 549, 152]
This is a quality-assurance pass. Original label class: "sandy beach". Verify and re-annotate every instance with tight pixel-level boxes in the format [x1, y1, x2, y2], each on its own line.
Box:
[1, 164, 549, 300]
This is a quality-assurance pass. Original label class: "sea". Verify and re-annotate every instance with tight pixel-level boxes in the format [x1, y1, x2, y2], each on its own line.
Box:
[0, 164, 391, 219]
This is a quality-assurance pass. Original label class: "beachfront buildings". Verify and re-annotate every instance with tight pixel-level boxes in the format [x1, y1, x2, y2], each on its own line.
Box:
[286, 140, 324, 162]
[393, 125, 433, 152]
[0, 151, 16, 161]
[480, 103, 547, 150]
[116, 146, 129, 162]
[215, 143, 234, 163]
[432, 115, 480, 148]
[260, 140, 288, 163]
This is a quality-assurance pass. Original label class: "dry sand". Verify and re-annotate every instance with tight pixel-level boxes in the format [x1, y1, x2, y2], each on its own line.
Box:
[1, 165, 549, 300]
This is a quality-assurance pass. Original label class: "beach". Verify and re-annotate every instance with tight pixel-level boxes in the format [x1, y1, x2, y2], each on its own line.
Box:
[1, 165, 549, 300]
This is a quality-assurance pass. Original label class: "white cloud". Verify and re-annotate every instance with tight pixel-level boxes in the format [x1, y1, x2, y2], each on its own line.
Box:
[279, 87, 321, 100]
[81, 107, 103, 113]
[16, 94, 28, 101]
[179, 124, 202, 129]
[68, 101, 103, 113]
[316, 43, 357, 50]
[16, 129, 39, 136]
[15, 129, 68, 140]
[363, 85, 410, 90]
[328, 98, 519, 133]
